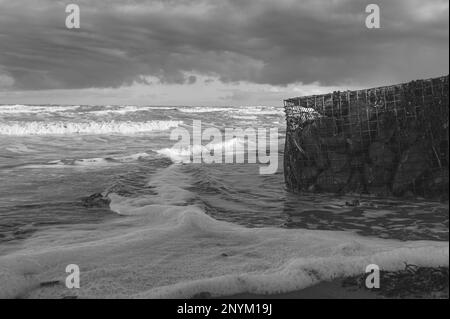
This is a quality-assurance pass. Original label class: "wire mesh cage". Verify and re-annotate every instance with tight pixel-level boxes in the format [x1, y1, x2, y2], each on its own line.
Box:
[284, 75, 449, 199]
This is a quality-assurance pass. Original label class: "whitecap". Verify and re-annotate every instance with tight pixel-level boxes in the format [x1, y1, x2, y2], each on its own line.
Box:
[0, 120, 183, 136]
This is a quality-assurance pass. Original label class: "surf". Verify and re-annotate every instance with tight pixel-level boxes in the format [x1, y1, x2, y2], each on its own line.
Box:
[0, 163, 447, 299]
[0, 120, 183, 136]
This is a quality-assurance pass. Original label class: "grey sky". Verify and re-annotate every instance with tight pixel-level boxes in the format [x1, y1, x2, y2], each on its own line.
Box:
[0, 0, 448, 105]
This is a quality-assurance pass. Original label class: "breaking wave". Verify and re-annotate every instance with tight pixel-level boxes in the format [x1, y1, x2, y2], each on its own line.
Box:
[155, 137, 255, 163]
[0, 104, 179, 116]
[0, 164, 447, 299]
[0, 120, 183, 136]
[0, 104, 80, 114]
[233, 106, 284, 116]
[176, 107, 232, 113]
[176, 106, 284, 116]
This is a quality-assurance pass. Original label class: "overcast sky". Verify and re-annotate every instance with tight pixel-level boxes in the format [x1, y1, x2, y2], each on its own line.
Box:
[0, 0, 448, 106]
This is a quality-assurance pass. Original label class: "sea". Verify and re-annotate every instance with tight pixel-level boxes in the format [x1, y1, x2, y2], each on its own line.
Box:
[0, 104, 448, 298]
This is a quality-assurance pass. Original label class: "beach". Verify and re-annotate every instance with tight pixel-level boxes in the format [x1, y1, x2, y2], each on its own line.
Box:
[224, 267, 449, 299]
[0, 104, 448, 299]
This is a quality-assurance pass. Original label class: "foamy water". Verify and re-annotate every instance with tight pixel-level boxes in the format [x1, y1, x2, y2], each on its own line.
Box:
[0, 120, 182, 136]
[0, 104, 448, 299]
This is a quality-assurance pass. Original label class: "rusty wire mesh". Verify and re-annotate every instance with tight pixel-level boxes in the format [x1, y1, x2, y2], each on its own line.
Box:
[284, 75, 449, 198]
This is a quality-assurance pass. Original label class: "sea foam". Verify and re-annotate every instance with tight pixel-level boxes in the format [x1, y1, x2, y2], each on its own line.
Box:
[0, 120, 183, 136]
[21, 153, 152, 170]
[0, 104, 80, 114]
[177, 107, 232, 113]
[0, 164, 447, 299]
[155, 137, 255, 163]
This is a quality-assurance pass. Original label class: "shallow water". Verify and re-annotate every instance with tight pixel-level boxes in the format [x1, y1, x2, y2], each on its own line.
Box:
[0, 104, 448, 298]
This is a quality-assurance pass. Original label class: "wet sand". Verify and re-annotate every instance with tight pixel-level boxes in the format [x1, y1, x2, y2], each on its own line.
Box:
[222, 280, 380, 299]
[221, 267, 449, 299]
[223, 281, 448, 299]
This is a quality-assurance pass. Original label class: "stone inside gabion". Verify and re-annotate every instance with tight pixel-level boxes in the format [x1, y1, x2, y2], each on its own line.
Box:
[283, 75, 449, 198]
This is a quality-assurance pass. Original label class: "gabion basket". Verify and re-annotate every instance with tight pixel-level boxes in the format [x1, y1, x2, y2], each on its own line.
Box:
[284, 75, 449, 199]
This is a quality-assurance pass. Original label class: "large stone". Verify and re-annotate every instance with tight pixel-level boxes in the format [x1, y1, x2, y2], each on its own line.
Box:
[285, 129, 323, 191]
[320, 135, 348, 154]
[424, 169, 449, 197]
[392, 144, 430, 196]
[284, 134, 302, 190]
[368, 142, 395, 168]
[376, 111, 397, 142]
[299, 166, 320, 183]
[328, 152, 348, 173]
[395, 119, 420, 147]
[363, 164, 393, 194]
[342, 170, 366, 194]
[297, 123, 327, 169]
[316, 169, 350, 193]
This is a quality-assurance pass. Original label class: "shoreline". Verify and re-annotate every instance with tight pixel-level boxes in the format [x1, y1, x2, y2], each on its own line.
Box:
[217, 266, 449, 299]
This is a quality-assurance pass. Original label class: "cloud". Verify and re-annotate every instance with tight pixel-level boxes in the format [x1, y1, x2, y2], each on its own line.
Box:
[0, 0, 448, 93]
[0, 70, 14, 90]
[0, 73, 351, 106]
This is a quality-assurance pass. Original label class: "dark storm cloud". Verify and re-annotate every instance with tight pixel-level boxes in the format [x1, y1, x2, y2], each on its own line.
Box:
[0, 0, 448, 91]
